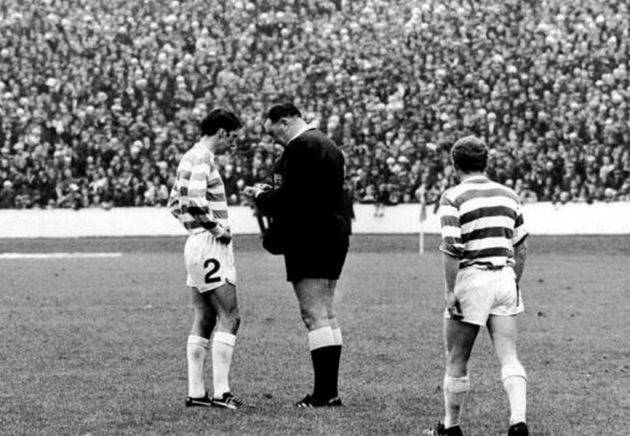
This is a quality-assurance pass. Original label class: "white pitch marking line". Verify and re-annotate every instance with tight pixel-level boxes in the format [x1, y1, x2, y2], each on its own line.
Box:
[0, 252, 123, 259]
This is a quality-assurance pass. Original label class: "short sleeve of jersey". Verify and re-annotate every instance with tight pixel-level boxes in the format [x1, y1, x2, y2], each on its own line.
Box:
[438, 193, 465, 258]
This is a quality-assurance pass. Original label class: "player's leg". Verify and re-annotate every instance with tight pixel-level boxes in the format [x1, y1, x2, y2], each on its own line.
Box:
[442, 318, 479, 431]
[207, 282, 243, 408]
[487, 315, 528, 435]
[186, 288, 217, 405]
[293, 277, 339, 406]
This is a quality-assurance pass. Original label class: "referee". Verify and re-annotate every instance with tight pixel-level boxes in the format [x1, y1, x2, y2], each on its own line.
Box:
[245, 103, 350, 408]
[425, 136, 529, 436]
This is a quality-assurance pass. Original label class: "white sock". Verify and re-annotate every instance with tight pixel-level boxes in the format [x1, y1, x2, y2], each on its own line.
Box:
[187, 335, 210, 398]
[443, 374, 470, 428]
[331, 327, 343, 346]
[212, 331, 236, 398]
[308, 326, 335, 351]
[502, 363, 527, 425]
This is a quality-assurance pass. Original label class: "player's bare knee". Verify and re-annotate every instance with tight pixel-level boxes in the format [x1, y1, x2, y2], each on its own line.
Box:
[228, 311, 241, 333]
[300, 308, 327, 330]
[445, 350, 469, 376]
[300, 308, 316, 329]
[218, 308, 240, 334]
[191, 321, 214, 338]
[195, 315, 215, 336]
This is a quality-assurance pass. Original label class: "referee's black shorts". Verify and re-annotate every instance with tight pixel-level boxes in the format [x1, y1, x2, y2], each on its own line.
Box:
[284, 241, 348, 283]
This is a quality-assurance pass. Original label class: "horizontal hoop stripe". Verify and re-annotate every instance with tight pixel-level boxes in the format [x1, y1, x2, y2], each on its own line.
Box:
[207, 178, 223, 189]
[461, 215, 515, 234]
[187, 205, 210, 215]
[190, 171, 209, 181]
[177, 169, 192, 179]
[439, 204, 458, 216]
[188, 179, 207, 190]
[460, 256, 511, 268]
[212, 210, 229, 219]
[207, 192, 226, 202]
[447, 178, 496, 198]
[459, 195, 518, 216]
[441, 216, 459, 227]
[460, 206, 516, 226]
[439, 243, 465, 258]
[187, 188, 207, 198]
[441, 225, 461, 238]
[462, 247, 513, 259]
[454, 187, 519, 206]
[462, 227, 514, 243]
[442, 236, 463, 245]
[465, 236, 512, 252]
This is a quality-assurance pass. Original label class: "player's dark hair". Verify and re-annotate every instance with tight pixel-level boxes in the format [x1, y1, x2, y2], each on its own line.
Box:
[451, 135, 488, 172]
[199, 109, 241, 137]
[266, 103, 302, 123]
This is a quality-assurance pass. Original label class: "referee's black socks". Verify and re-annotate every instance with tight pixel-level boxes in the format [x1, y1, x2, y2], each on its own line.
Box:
[308, 326, 343, 400]
[330, 327, 343, 398]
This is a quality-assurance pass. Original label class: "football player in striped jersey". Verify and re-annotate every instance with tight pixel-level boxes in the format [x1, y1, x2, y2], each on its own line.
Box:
[168, 109, 245, 410]
[425, 136, 529, 436]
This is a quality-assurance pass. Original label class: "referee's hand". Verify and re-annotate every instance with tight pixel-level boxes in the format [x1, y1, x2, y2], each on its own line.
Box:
[244, 184, 271, 199]
[445, 292, 463, 320]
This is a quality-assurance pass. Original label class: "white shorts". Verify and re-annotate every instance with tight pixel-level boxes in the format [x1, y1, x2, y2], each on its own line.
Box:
[444, 266, 524, 326]
[184, 232, 236, 292]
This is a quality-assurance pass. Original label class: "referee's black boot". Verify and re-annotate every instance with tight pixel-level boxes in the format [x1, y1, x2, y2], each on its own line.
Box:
[423, 422, 463, 436]
[294, 394, 343, 408]
[507, 422, 528, 436]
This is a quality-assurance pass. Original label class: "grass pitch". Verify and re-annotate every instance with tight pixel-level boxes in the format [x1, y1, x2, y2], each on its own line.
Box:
[1, 234, 628, 435]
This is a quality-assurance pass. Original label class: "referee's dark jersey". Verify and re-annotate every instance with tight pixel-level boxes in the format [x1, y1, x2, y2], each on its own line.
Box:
[438, 175, 528, 269]
[255, 128, 349, 282]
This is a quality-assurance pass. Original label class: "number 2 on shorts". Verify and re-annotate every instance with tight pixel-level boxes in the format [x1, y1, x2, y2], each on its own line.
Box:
[203, 258, 221, 284]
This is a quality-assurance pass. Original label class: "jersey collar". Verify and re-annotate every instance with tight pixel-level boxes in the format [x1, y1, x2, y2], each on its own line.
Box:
[287, 124, 316, 144]
[461, 174, 488, 183]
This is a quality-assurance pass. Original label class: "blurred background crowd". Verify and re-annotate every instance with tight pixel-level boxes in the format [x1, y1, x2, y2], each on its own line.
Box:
[0, 0, 629, 209]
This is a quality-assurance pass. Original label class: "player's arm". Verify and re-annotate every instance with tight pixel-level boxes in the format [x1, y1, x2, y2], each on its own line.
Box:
[512, 202, 528, 283]
[167, 184, 181, 220]
[442, 252, 459, 295]
[186, 159, 230, 240]
[513, 239, 527, 283]
[438, 194, 464, 319]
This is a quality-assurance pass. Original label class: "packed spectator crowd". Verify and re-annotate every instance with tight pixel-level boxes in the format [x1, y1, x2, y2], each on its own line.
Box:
[0, 0, 629, 209]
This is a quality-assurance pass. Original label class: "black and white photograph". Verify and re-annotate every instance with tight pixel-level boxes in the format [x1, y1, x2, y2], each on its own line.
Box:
[1, 0, 628, 434]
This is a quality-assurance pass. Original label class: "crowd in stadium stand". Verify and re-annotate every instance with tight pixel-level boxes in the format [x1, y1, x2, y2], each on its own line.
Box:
[0, 0, 629, 209]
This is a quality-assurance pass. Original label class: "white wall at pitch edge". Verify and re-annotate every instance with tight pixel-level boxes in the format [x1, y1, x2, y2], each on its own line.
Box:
[0, 203, 628, 238]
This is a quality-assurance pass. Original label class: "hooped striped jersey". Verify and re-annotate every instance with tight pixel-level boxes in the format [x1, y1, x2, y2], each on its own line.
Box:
[168, 142, 229, 235]
[438, 175, 528, 269]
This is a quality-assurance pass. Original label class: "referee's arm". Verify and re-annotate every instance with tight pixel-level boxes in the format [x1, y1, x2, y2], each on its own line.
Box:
[255, 143, 310, 216]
